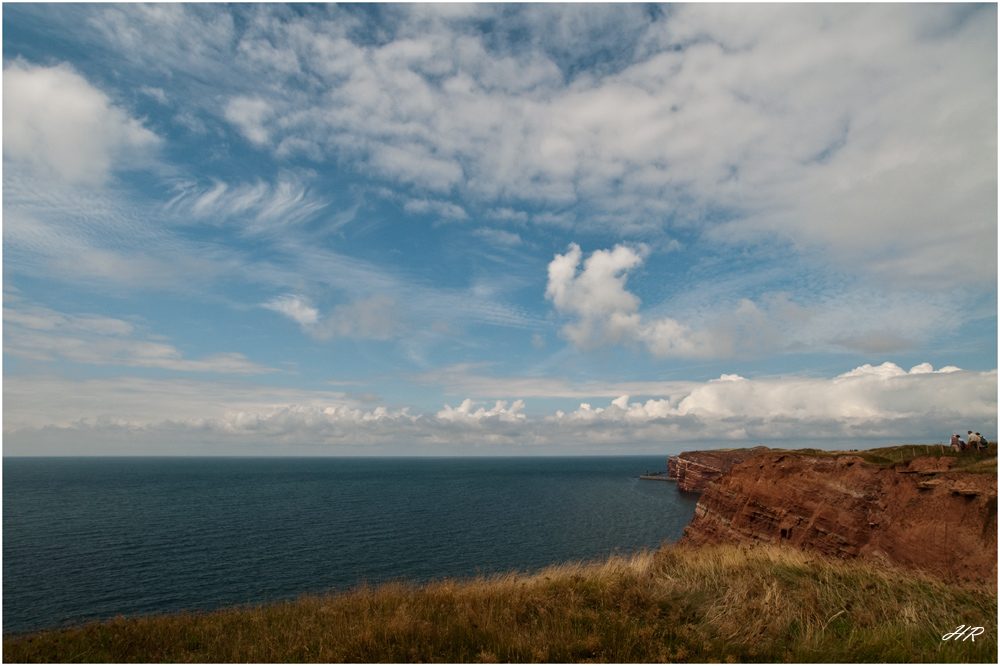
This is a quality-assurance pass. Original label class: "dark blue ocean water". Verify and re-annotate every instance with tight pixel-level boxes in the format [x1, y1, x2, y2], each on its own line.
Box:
[2, 456, 699, 634]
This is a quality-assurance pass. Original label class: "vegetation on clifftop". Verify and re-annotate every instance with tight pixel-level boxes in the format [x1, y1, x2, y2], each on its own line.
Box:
[770, 441, 997, 470]
[4, 543, 995, 663]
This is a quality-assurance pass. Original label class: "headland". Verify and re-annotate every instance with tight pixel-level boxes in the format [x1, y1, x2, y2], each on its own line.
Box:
[659, 443, 997, 585]
[4, 442, 996, 663]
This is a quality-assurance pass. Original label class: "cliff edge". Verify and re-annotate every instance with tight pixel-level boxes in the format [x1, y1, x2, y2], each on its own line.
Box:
[679, 450, 997, 585]
[666, 447, 768, 492]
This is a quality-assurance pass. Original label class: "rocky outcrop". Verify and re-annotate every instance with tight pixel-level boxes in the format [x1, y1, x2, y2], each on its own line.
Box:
[666, 455, 677, 479]
[668, 448, 768, 492]
[680, 452, 997, 584]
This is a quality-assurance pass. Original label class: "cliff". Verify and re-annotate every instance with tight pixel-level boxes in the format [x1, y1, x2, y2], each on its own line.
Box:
[667, 448, 768, 492]
[680, 451, 998, 584]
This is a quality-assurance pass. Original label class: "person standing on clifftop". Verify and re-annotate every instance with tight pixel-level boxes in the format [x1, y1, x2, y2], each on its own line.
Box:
[967, 431, 980, 450]
[974, 432, 986, 451]
[950, 433, 964, 451]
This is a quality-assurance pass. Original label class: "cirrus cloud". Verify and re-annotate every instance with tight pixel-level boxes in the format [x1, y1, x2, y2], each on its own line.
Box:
[4, 299, 276, 375]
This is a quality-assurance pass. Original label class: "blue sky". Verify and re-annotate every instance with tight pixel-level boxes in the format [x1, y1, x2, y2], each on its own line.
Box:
[3, 3, 997, 456]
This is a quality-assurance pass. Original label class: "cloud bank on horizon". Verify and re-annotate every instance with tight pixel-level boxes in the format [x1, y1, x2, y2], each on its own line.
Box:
[3, 3, 996, 455]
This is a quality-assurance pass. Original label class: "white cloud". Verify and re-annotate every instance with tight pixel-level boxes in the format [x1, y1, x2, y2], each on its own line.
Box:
[5, 153, 539, 337]
[48, 3, 990, 290]
[544, 243, 746, 358]
[1, 374, 355, 433]
[369, 143, 465, 192]
[3, 5, 994, 456]
[198, 404, 418, 436]
[3, 300, 276, 375]
[5, 362, 994, 455]
[224, 96, 275, 146]
[411, 363, 697, 400]
[167, 177, 328, 232]
[188, 5, 993, 285]
[315, 294, 406, 341]
[2, 166, 236, 292]
[472, 228, 523, 247]
[545, 243, 647, 348]
[264, 293, 406, 341]
[404, 198, 469, 220]
[139, 85, 168, 104]
[437, 398, 526, 422]
[263, 295, 319, 326]
[657, 4, 997, 288]
[552, 362, 997, 442]
[2, 61, 160, 184]
[89, 3, 237, 76]
[546, 244, 968, 360]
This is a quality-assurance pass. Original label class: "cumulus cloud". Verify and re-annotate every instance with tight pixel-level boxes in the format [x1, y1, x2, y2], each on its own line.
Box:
[3, 5, 995, 457]
[5, 361, 994, 455]
[3, 60, 160, 184]
[437, 398, 526, 422]
[546, 244, 968, 360]
[545, 243, 647, 348]
[545, 243, 759, 358]
[552, 362, 997, 443]
[202, 404, 417, 436]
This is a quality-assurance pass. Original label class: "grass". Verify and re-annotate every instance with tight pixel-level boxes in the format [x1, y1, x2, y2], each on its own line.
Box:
[766, 441, 998, 469]
[4, 542, 996, 663]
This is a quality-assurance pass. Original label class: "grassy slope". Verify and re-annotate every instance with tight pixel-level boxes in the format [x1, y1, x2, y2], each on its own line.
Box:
[4, 543, 996, 663]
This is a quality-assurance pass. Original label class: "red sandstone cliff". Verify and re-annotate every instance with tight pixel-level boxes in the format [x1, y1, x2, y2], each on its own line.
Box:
[680, 452, 998, 584]
[667, 448, 768, 492]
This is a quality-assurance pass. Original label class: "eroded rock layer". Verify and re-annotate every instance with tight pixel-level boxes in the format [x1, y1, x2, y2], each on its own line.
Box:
[680, 453, 998, 584]
[669, 448, 767, 492]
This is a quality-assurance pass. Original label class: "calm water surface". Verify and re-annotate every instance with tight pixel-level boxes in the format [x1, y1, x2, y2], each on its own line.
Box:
[3, 456, 699, 633]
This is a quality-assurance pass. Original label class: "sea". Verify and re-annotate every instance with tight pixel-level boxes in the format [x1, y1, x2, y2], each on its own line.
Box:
[2, 456, 700, 635]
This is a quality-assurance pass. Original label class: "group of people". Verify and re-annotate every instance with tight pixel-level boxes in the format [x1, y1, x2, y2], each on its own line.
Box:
[950, 430, 988, 452]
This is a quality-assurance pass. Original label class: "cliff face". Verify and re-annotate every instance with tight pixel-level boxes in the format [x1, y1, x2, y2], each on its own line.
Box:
[680, 453, 998, 584]
[668, 448, 767, 492]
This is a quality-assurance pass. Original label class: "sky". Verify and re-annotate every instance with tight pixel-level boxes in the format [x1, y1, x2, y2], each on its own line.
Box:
[2, 2, 997, 456]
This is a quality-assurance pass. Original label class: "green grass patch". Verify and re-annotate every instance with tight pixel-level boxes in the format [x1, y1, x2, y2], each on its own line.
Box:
[763, 441, 997, 471]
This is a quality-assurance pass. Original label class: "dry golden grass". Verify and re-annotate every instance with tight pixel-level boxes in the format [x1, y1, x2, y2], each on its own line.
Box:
[4, 543, 995, 663]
